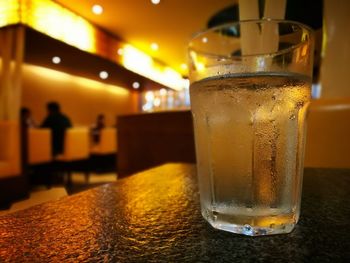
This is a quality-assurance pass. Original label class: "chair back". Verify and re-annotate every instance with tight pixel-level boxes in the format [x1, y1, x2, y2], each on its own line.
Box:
[59, 128, 89, 161]
[91, 128, 117, 155]
[28, 128, 52, 165]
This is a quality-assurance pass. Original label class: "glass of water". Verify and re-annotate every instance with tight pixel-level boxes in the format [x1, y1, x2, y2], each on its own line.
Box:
[189, 20, 314, 236]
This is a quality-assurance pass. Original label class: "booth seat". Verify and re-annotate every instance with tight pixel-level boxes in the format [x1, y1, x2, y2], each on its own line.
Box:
[305, 98, 350, 168]
[90, 128, 117, 155]
[54, 128, 90, 185]
[28, 128, 52, 165]
[88, 128, 118, 176]
[56, 128, 90, 162]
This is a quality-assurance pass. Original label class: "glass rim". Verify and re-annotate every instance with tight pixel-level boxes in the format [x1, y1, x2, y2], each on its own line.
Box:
[188, 19, 314, 59]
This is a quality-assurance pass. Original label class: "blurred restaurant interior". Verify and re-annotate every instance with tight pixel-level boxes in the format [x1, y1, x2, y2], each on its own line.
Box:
[0, 0, 349, 215]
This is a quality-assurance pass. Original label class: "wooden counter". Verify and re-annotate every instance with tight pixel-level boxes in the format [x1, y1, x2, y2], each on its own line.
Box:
[0, 163, 349, 262]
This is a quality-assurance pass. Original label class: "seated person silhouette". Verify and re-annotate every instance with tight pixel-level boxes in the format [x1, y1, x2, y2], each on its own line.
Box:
[41, 102, 72, 157]
[91, 114, 106, 144]
[20, 107, 36, 128]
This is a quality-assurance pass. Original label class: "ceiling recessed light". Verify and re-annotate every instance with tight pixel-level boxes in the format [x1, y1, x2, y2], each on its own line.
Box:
[180, 63, 188, 70]
[117, 48, 124, 55]
[202, 37, 208, 43]
[151, 0, 161, 5]
[99, 71, 108, 79]
[150, 42, 159, 51]
[197, 63, 205, 71]
[92, 4, 103, 15]
[52, 56, 61, 64]
[132, 81, 140, 89]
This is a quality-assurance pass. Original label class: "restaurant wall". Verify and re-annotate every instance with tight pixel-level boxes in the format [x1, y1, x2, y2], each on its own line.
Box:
[321, 0, 350, 98]
[21, 64, 139, 127]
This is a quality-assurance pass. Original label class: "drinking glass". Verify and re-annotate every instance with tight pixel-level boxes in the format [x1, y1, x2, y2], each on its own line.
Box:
[188, 20, 314, 236]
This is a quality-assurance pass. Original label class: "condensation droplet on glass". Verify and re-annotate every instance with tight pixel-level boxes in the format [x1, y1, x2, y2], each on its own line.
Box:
[243, 224, 253, 234]
[249, 115, 254, 126]
[296, 101, 304, 109]
[212, 211, 218, 221]
[289, 114, 296, 120]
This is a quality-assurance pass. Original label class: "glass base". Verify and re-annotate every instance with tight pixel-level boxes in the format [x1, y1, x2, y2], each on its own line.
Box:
[202, 208, 297, 236]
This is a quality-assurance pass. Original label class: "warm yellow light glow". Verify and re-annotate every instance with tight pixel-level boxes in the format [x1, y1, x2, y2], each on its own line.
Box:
[123, 44, 153, 70]
[122, 44, 186, 90]
[150, 42, 159, 51]
[151, 0, 161, 5]
[0, 0, 20, 27]
[0, 0, 96, 52]
[180, 63, 188, 71]
[25, 64, 129, 96]
[163, 67, 183, 86]
[0, 0, 187, 91]
[22, 0, 97, 53]
[117, 48, 124, 55]
[92, 4, 103, 15]
[197, 62, 205, 71]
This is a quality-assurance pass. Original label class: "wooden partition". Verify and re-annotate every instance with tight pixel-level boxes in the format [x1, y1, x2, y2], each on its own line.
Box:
[0, 121, 28, 207]
[117, 111, 196, 176]
[304, 98, 350, 168]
